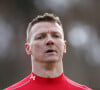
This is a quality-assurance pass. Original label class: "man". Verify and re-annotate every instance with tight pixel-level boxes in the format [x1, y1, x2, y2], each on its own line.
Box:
[4, 13, 92, 90]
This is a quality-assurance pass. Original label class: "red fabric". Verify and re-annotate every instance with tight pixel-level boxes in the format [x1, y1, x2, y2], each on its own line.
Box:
[4, 72, 92, 90]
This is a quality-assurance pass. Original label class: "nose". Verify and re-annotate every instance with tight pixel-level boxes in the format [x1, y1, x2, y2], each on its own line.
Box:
[46, 35, 54, 46]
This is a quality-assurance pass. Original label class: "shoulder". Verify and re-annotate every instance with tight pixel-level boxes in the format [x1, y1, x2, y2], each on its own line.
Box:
[64, 76, 92, 90]
[4, 74, 31, 90]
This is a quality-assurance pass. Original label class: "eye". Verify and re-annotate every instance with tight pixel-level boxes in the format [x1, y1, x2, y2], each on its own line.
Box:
[36, 36, 44, 39]
[35, 34, 46, 40]
[53, 34, 60, 38]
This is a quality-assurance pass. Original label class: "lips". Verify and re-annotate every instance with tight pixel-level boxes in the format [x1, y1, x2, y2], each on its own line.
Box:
[45, 49, 57, 53]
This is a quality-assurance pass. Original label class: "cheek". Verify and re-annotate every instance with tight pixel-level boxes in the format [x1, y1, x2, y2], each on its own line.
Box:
[31, 43, 42, 53]
[58, 40, 64, 47]
[56, 40, 65, 52]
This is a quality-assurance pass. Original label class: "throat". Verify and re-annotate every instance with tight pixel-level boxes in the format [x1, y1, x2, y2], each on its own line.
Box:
[32, 59, 63, 78]
[45, 62, 57, 70]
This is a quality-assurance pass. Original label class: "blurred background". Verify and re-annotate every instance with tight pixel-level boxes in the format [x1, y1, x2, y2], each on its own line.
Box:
[0, 0, 100, 90]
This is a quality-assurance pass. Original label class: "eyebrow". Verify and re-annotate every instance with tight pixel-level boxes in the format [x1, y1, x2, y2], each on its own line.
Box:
[34, 31, 62, 39]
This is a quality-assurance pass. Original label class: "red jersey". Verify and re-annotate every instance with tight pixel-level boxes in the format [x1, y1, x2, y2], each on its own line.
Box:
[4, 72, 92, 90]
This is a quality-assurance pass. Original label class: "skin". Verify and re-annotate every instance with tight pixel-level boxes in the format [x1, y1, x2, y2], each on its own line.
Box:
[25, 22, 66, 78]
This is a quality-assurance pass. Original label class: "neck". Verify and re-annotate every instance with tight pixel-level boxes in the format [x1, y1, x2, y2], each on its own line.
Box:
[31, 58, 63, 78]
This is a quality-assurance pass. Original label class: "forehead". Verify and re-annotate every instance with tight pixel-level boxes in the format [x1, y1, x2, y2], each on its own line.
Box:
[30, 22, 63, 35]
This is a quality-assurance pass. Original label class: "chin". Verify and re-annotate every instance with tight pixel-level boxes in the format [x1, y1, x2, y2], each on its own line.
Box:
[44, 57, 59, 63]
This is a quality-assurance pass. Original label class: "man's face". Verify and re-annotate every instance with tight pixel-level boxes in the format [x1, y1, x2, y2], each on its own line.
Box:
[26, 22, 66, 63]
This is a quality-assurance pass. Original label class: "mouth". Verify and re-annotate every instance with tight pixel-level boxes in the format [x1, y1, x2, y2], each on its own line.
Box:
[45, 49, 57, 53]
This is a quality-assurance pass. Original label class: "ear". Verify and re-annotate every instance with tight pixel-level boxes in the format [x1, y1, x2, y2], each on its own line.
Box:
[63, 40, 66, 54]
[25, 43, 32, 55]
